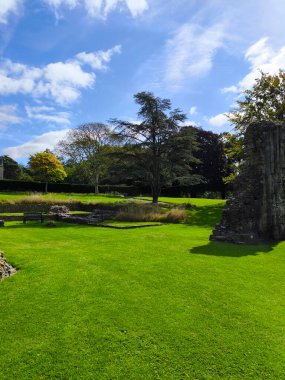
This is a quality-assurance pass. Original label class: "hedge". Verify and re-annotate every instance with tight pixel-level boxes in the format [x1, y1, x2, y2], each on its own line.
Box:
[0, 180, 227, 198]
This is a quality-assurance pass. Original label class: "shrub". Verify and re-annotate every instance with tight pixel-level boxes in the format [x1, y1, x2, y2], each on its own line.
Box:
[114, 204, 188, 223]
[162, 208, 188, 223]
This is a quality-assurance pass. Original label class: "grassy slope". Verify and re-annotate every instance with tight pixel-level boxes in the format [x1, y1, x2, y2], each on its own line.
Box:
[0, 192, 226, 207]
[0, 202, 284, 379]
[136, 196, 226, 207]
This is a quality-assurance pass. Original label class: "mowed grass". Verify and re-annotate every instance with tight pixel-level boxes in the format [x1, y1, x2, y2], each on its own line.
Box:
[0, 192, 126, 203]
[0, 202, 285, 379]
[136, 196, 226, 207]
[0, 191, 226, 207]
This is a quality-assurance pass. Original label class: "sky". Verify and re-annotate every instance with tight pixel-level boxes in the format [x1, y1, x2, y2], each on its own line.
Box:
[1, 0, 285, 163]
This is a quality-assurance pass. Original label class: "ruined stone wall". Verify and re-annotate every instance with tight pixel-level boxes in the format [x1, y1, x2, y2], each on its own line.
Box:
[211, 121, 285, 244]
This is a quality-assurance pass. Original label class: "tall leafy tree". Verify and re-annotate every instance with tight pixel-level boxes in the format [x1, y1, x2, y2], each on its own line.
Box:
[111, 92, 197, 203]
[221, 132, 244, 184]
[29, 151, 67, 192]
[189, 127, 228, 197]
[227, 70, 285, 133]
[56, 123, 115, 194]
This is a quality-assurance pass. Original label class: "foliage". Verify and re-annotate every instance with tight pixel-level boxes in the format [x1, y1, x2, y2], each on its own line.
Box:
[56, 123, 116, 193]
[227, 70, 285, 132]
[28, 151, 67, 192]
[220, 132, 244, 184]
[189, 127, 228, 196]
[111, 92, 198, 203]
[114, 203, 188, 223]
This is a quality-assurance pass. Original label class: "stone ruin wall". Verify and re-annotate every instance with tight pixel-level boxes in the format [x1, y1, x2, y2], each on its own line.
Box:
[211, 121, 285, 244]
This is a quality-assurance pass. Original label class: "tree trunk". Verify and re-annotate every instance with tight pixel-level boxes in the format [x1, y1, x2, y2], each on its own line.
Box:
[45, 182, 48, 193]
[151, 179, 161, 203]
[94, 173, 99, 194]
[152, 193, 159, 203]
[151, 156, 161, 203]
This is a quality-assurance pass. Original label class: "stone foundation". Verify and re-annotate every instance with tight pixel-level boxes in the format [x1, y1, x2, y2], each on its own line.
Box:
[211, 121, 285, 244]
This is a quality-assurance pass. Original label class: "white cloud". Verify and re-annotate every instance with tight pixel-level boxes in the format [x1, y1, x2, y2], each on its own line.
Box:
[223, 37, 285, 93]
[0, 59, 94, 105]
[42, 61, 95, 104]
[164, 22, 226, 89]
[0, 45, 120, 105]
[25, 106, 71, 125]
[189, 106, 197, 115]
[222, 85, 239, 94]
[124, 0, 148, 17]
[0, 0, 22, 24]
[43, 0, 148, 18]
[76, 45, 121, 70]
[4, 129, 70, 159]
[43, 0, 79, 8]
[207, 113, 229, 128]
[0, 104, 21, 130]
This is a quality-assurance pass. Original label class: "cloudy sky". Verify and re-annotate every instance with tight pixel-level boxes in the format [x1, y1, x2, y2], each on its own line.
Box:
[1, 0, 285, 162]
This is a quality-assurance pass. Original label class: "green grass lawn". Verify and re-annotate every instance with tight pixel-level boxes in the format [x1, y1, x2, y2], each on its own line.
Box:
[100, 221, 163, 227]
[0, 192, 127, 203]
[0, 191, 227, 207]
[0, 200, 285, 379]
[136, 196, 227, 207]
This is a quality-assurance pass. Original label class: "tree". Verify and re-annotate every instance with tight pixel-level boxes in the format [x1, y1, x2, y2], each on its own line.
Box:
[227, 70, 285, 133]
[188, 127, 229, 198]
[221, 132, 244, 184]
[111, 92, 197, 203]
[56, 123, 115, 194]
[0, 155, 21, 180]
[28, 151, 67, 192]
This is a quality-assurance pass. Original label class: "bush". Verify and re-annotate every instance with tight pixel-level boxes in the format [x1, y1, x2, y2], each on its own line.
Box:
[114, 204, 188, 223]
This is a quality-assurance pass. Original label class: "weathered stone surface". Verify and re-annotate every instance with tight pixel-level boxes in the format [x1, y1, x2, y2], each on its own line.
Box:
[0, 251, 16, 280]
[211, 121, 285, 244]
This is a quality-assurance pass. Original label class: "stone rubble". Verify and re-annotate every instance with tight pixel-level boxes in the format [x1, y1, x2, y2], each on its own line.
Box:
[0, 251, 17, 280]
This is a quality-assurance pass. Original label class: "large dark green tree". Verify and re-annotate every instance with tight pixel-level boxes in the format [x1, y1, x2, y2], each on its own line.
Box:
[188, 127, 229, 197]
[111, 92, 197, 203]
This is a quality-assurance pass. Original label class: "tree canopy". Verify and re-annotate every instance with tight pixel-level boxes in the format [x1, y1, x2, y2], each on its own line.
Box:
[227, 70, 285, 133]
[29, 151, 67, 192]
[56, 123, 115, 194]
[111, 91, 198, 203]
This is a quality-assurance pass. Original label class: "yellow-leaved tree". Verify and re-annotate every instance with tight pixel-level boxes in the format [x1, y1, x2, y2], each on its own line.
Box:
[29, 151, 67, 193]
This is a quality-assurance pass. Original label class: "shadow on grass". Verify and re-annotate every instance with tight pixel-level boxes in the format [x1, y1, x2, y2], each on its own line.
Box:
[187, 206, 224, 228]
[190, 240, 276, 257]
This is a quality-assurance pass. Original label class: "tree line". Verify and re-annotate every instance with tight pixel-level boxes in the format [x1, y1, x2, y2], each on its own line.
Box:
[1, 71, 284, 202]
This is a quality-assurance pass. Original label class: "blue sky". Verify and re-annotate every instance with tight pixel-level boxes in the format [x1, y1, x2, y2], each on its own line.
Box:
[1, 0, 285, 162]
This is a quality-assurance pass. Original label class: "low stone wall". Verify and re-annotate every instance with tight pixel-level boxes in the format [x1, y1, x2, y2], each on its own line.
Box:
[0, 201, 126, 213]
[0, 251, 16, 280]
